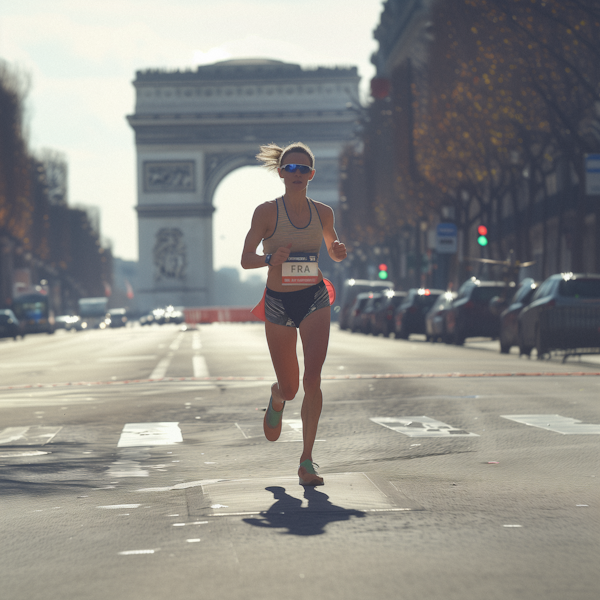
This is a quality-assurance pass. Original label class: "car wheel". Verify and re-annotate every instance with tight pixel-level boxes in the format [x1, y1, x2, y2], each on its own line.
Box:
[535, 326, 548, 360]
[453, 329, 464, 345]
[518, 329, 532, 357]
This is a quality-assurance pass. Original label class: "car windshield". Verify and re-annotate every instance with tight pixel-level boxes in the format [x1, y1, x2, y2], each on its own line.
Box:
[559, 279, 600, 298]
[472, 286, 504, 302]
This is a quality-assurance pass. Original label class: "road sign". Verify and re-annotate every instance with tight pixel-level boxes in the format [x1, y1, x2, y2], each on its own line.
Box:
[585, 154, 600, 195]
[436, 222, 457, 254]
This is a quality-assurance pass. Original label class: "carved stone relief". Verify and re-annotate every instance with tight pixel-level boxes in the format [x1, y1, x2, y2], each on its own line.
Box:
[144, 161, 195, 193]
[153, 228, 187, 282]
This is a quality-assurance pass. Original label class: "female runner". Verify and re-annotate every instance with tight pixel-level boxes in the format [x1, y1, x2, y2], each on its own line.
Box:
[241, 142, 347, 486]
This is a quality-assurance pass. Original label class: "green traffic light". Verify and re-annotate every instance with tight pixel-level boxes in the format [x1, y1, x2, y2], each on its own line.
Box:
[378, 271, 388, 280]
[477, 235, 488, 247]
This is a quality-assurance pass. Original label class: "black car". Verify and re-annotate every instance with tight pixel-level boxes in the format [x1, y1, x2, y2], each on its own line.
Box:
[371, 291, 407, 337]
[425, 291, 457, 343]
[394, 288, 444, 339]
[498, 278, 537, 354]
[0, 309, 25, 340]
[358, 292, 387, 334]
[338, 279, 394, 330]
[518, 273, 600, 358]
[446, 278, 507, 345]
[348, 292, 373, 332]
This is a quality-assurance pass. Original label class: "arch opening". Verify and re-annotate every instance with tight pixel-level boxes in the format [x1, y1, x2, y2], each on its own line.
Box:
[213, 165, 283, 282]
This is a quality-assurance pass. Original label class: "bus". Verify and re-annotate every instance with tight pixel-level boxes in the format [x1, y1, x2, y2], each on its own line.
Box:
[78, 297, 109, 329]
[12, 292, 55, 334]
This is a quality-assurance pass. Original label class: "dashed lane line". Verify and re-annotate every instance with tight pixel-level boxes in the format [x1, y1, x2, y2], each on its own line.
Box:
[1, 370, 599, 391]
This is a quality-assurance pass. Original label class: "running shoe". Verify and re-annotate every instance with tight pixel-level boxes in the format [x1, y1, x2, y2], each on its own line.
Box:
[298, 459, 324, 486]
[263, 395, 285, 442]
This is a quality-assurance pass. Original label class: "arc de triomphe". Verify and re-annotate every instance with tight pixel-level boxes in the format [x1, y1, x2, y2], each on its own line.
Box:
[127, 59, 359, 310]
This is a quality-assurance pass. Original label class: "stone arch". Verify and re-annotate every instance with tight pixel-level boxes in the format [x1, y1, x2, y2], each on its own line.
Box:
[203, 152, 259, 210]
[128, 59, 359, 310]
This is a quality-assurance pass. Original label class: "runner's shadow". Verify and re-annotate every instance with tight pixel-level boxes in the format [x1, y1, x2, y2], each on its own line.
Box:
[242, 485, 366, 536]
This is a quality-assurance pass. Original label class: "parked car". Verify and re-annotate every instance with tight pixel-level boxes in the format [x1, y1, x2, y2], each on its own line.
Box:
[0, 309, 25, 340]
[425, 291, 457, 343]
[446, 278, 507, 345]
[106, 308, 128, 328]
[348, 292, 373, 332]
[338, 279, 394, 330]
[371, 290, 407, 337]
[357, 292, 386, 334]
[498, 278, 537, 353]
[394, 288, 445, 339]
[55, 314, 81, 331]
[139, 311, 155, 326]
[518, 273, 600, 358]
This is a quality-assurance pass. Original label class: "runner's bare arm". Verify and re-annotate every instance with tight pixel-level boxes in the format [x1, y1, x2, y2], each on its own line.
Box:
[241, 202, 291, 269]
[241, 204, 271, 269]
[316, 202, 347, 263]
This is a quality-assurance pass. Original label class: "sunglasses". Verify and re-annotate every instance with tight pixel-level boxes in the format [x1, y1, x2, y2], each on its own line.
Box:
[280, 164, 313, 174]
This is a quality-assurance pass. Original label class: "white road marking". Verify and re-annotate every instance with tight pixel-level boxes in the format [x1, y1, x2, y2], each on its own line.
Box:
[117, 423, 183, 448]
[0, 426, 62, 446]
[502, 414, 600, 435]
[136, 479, 234, 492]
[370, 416, 479, 437]
[0, 427, 29, 444]
[149, 356, 171, 380]
[149, 332, 185, 379]
[169, 335, 183, 351]
[118, 549, 157, 555]
[97, 355, 157, 363]
[0, 450, 49, 458]
[193, 356, 209, 377]
[98, 504, 141, 509]
[192, 332, 202, 351]
[0, 361, 59, 369]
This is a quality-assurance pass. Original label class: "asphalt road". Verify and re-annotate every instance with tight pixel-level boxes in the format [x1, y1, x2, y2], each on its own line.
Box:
[1, 323, 599, 600]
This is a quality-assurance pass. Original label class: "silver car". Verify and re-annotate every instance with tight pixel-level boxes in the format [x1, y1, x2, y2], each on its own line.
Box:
[518, 273, 600, 359]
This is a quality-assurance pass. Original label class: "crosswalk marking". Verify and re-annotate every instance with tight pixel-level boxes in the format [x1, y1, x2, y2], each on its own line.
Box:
[149, 356, 172, 380]
[370, 416, 479, 438]
[192, 332, 202, 351]
[0, 426, 62, 446]
[193, 356, 209, 377]
[502, 414, 600, 435]
[149, 332, 185, 379]
[117, 423, 183, 448]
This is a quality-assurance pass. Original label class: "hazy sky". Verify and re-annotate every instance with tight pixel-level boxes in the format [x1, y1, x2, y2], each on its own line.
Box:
[1, 0, 384, 274]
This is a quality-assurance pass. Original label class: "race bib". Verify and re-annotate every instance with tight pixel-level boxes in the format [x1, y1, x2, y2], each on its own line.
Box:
[282, 253, 319, 286]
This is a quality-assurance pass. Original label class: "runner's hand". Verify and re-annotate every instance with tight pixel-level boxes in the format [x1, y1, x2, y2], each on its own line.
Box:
[331, 240, 347, 261]
[270, 243, 293, 267]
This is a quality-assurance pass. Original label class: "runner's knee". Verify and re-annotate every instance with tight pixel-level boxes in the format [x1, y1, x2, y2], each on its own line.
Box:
[278, 381, 299, 401]
[302, 373, 321, 395]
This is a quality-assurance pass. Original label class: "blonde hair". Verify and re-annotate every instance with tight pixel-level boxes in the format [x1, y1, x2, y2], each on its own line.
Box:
[256, 142, 315, 173]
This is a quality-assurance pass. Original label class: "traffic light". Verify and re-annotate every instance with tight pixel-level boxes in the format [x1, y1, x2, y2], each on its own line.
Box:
[477, 225, 489, 247]
[378, 263, 388, 280]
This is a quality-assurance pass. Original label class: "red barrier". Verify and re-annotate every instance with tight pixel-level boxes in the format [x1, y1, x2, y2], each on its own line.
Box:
[184, 307, 263, 324]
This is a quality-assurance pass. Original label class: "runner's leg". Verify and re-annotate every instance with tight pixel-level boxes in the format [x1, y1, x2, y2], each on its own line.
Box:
[265, 320, 300, 410]
[298, 305, 331, 463]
